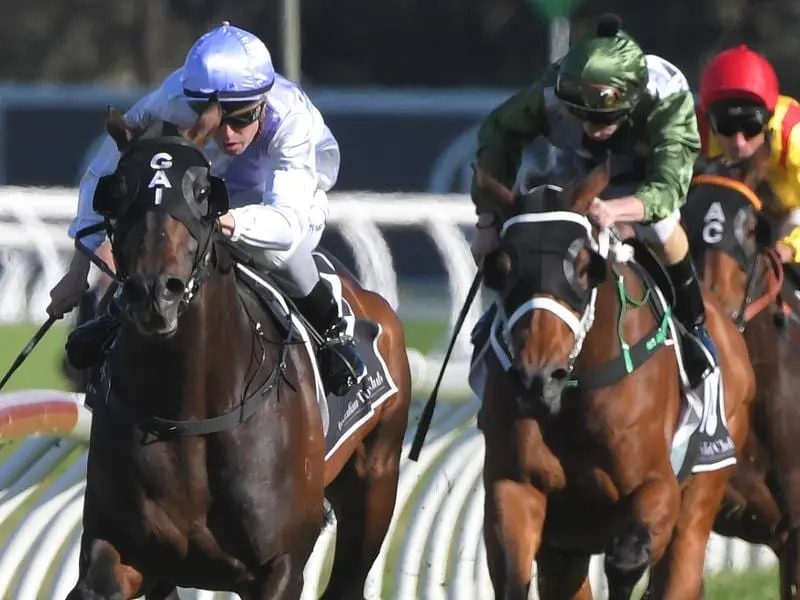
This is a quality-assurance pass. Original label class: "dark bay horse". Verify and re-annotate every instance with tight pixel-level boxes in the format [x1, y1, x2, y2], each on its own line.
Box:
[471, 162, 754, 599]
[66, 101, 412, 600]
[683, 151, 800, 599]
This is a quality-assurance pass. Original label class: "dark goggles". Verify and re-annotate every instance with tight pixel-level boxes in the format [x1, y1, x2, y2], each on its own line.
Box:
[189, 100, 265, 128]
[565, 105, 629, 125]
[556, 75, 632, 125]
[708, 106, 769, 139]
[556, 75, 628, 110]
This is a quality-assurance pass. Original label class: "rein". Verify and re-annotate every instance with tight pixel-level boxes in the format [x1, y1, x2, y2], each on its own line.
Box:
[738, 249, 784, 328]
[691, 174, 764, 211]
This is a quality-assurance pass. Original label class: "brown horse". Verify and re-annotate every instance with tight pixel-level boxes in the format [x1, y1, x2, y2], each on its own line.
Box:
[65, 101, 411, 600]
[683, 152, 800, 600]
[470, 162, 753, 599]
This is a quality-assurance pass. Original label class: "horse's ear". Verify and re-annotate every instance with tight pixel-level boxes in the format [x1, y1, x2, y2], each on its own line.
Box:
[185, 95, 222, 147]
[472, 164, 516, 207]
[560, 152, 611, 214]
[105, 105, 139, 151]
[741, 142, 772, 190]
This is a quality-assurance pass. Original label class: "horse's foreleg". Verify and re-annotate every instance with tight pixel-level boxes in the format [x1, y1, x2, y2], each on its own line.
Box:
[65, 538, 144, 600]
[647, 469, 729, 600]
[536, 544, 594, 600]
[483, 476, 546, 600]
[605, 474, 680, 600]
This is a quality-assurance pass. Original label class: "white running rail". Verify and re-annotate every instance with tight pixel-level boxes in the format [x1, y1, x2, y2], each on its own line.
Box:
[0, 188, 483, 391]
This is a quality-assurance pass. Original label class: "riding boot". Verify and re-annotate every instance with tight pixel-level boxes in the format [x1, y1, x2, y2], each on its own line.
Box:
[291, 280, 367, 397]
[666, 253, 718, 389]
[65, 291, 124, 370]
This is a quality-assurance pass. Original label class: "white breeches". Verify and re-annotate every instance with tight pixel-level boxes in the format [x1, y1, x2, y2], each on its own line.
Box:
[233, 191, 328, 297]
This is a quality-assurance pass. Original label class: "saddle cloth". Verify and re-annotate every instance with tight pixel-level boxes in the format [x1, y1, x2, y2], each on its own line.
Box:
[235, 251, 399, 461]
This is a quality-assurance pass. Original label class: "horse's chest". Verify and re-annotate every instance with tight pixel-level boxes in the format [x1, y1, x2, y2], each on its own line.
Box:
[87, 443, 284, 583]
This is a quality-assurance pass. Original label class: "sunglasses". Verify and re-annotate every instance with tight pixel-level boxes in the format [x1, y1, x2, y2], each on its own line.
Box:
[189, 100, 264, 129]
[709, 112, 767, 139]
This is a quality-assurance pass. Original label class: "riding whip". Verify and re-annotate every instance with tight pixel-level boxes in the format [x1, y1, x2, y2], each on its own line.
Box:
[75, 223, 117, 280]
[408, 271, 482, 461]
[0, 315, 58, 392]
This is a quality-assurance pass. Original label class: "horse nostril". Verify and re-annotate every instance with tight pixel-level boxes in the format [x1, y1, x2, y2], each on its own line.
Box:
[122, 279, 147, 306]
[164, 277, 185, 295]
[550, 368, 569, 381]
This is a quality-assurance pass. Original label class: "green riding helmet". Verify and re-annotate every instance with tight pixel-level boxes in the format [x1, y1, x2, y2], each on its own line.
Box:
[555, 14, 648, 124]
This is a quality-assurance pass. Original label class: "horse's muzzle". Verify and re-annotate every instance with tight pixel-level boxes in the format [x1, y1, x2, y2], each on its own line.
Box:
[122, 274, 183, 337]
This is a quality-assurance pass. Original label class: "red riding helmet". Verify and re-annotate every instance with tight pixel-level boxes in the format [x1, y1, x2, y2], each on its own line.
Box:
[700, 45, 779, 112]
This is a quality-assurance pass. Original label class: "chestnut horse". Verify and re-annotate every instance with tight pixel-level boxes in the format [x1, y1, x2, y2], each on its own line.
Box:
[684, 151, 800, 600]
[65, 101, 411, 600]
[470, 162, 753, 599]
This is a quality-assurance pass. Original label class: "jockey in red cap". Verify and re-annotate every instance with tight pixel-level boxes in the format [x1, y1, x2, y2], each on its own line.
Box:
[697, 45, 800, 265]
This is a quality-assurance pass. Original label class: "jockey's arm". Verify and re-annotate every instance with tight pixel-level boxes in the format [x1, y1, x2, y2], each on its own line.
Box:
[470, 70, 552, 220]
[67, 83, 166, 258]
[777, 218, 800, 263]
[632, 90, 701, 222]
[226, 110, 320, 250]
[775, 123, 800, 263]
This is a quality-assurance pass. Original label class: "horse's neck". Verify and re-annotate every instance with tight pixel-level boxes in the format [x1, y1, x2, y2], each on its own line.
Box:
[115, 270, 254, 418]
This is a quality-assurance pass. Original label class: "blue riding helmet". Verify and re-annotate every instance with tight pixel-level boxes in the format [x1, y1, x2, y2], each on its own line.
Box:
[181, 21, 275, 102]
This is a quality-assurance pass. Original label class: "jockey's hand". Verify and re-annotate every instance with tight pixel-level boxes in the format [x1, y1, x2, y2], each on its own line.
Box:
[218, 212, 236, 238]
[46, 251, 91, 318]
[471, 214, 500, 267]
[775, 241, 795, 263]
[588, 196, 646, 229]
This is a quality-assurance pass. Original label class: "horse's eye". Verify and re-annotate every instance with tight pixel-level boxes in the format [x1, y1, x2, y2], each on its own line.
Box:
[197, 186, 210, 202]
